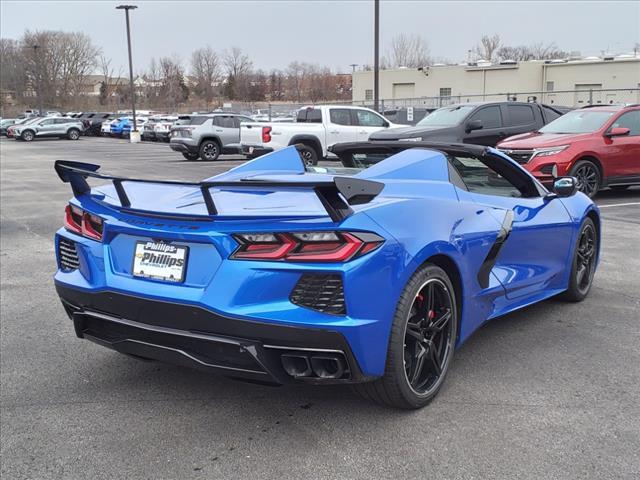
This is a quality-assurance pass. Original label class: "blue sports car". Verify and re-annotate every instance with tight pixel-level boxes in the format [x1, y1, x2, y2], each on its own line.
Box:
[53, 142, 600, 409]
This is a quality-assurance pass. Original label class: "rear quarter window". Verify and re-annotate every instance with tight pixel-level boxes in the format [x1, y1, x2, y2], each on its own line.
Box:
[296, 108, 323, 123]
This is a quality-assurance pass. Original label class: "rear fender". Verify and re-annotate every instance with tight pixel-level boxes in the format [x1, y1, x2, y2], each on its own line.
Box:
[289, 135, 323, 157]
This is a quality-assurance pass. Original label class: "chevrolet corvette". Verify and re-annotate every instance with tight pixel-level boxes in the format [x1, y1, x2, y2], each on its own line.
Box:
[53, 142, 600, 409]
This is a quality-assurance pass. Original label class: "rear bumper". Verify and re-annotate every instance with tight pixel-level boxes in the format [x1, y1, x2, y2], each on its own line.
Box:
[55, 283, 371, 385]
[169, 140, 199, 154]
[241, 144, 274, 157]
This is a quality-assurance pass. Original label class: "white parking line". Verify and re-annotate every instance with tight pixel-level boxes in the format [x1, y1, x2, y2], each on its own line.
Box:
[598, 202, 640, 208]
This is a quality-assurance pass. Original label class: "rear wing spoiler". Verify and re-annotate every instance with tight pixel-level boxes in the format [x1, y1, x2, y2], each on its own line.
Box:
[54, 160, 384, 222]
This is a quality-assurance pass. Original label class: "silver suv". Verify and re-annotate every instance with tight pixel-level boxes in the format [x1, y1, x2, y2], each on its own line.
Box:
[169, 113, 254, 161]
[13, 117, 84, 142]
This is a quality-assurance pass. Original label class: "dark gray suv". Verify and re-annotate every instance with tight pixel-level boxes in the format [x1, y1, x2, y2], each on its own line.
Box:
[169, 113, 254, 161]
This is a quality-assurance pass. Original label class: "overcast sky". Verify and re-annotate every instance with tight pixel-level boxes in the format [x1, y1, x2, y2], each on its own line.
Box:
[1, 0, 639, 74]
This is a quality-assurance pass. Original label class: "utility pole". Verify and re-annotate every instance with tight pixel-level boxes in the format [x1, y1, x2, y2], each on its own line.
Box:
[28, 45, 44, 115]
[373, 0, 380, 112]
[116, 5, 138, 139]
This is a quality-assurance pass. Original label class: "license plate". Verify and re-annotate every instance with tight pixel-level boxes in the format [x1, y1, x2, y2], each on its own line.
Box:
[132, 241, 188, 283]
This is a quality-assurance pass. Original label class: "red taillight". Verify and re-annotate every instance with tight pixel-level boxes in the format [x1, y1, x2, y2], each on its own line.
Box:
[64, 204, 103, 241]
[262, 126, 272, 143]
[64, 205, 83, 234]
[231, 231, 383, 262]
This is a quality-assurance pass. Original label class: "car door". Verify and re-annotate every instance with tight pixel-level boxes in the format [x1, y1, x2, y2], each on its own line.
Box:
[232, 116, 254, 144]
[504, 104, 539, 138]
[463, 105, 505, 146]
[352, 109, 389, 141]
[35, 118, 56, 137]
[450, 153, 574, 300]
[213, 116, 237, 146]
[325, 108, 358, 146]
[603, 110, 640, 179]
[55, 118, 70, 135]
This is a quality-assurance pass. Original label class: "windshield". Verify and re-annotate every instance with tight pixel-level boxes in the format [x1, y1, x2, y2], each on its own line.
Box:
[416, 105, 475, 127]
[539, 110, 615, 134]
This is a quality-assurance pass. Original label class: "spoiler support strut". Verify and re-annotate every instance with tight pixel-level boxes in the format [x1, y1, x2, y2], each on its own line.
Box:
[54, 160, 383, 222]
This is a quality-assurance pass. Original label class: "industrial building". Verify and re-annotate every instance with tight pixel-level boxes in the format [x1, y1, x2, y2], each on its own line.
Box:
[352, 55, 640, 107]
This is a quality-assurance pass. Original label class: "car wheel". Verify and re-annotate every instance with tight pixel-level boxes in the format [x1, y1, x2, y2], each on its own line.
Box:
[67, 129, 81, 140]
[570, 160, 601, 198]
[560, 217, 597, 302]
[297, 145, 319, 166]
[21, 130, 34, 142]
[353, 263, 457, 409]
[200, 140, 220, 161]
[182, 152, 200, 161]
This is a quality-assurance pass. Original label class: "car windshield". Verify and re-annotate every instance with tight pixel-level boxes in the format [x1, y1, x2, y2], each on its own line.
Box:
[539, 110, 615, 134]
[416, 105, 475, 127]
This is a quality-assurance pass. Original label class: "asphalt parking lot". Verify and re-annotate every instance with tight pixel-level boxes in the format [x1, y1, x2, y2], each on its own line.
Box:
[1, 136, 639, 479]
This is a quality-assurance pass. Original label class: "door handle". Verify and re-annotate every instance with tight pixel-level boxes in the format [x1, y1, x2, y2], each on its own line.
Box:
[359, 130, 367, 134]
[329, 130, 339, 134]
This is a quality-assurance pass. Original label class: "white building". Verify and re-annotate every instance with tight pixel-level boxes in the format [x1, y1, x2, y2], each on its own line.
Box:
[352, 56, 640, 107]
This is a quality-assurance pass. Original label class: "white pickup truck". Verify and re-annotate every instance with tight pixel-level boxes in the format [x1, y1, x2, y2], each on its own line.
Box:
[239, 105, 407, 165]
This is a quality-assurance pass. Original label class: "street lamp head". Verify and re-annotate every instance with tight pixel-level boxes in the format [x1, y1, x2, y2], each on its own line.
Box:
[116, 5, 138, 9]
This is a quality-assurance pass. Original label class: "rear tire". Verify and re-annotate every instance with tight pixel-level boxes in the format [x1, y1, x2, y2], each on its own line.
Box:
[67, 128, 80, 140]
[199, 140, 220, 161]
[570, 160, 601, 198]
[353, 263, 457, 409]
[560, 217, 597, 302]
[182, 152, 200, 161]
[297, 144, 319, 166]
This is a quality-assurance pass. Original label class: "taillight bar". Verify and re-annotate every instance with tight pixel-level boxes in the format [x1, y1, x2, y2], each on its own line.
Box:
[262, 126, 272, 143]
[231, 231, 383, 262]
[64, 204, 103, 241]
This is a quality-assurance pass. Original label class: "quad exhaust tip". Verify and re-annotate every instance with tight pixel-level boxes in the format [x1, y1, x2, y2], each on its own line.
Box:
[280, 353, 347, 380]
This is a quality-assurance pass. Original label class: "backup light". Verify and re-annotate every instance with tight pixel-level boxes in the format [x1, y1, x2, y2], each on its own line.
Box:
[232, 231, 384, 262]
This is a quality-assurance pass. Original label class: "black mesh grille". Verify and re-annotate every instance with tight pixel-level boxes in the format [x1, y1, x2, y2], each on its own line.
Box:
[290, 274, 346, 315]
[58, 238, 80, 270]
[500, 149, 533, 164]
[539, 164, 555, 174]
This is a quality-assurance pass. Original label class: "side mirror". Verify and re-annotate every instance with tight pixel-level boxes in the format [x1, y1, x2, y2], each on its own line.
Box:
[382, 121, 390, 128]
[606, 127, 630, 137]
[466, 119, 483, 132]
[553, 176, 579, 197]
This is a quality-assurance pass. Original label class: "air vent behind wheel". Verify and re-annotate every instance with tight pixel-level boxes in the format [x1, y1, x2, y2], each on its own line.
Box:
[58, 237, 80, 270]
[290, 274, 346, 315]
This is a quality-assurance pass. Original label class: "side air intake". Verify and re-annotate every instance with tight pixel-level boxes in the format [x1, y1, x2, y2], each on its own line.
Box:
[290, 274, 346, 315]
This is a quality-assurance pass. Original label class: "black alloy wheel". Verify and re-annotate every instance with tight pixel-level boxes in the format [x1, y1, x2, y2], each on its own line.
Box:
[575, 223, 597, 296]
[200, 140, 220, 161]
[571, 161, 600, 198]
[561, 217, 598, 302]
[352, 264, 457, 409]
[403, 278, 455, 396]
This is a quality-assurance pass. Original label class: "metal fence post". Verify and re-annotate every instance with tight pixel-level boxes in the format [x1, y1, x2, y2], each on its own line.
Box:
[589, 89, 593, 105]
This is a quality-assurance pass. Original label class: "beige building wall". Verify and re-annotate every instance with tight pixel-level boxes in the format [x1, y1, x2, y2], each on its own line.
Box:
[352, 58, 640, 107]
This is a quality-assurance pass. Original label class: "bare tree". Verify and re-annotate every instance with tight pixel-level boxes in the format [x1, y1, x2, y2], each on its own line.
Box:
[496, 42, 569, 61]
[384, 34, 431, 68]
[286, 61, 306, 102]
[0, 39, 26, 100]
[223, 47, 253, 99]
[473, 34, 502, 61]
[191, 46, 221, 108]
[158, 56, 188, 109]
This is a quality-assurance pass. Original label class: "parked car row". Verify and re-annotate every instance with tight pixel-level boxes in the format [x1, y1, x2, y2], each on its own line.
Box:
[3, 116, 85, 141]
[238, 101, 639, 197]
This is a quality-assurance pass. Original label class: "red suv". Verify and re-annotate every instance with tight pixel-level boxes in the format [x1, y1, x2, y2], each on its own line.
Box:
[497, 105, 640, 197]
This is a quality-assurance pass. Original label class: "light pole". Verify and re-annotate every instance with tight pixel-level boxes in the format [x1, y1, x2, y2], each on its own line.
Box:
[373, 0, 380, 112]
[116, 5, 138, 139]
[26, 45, 44, 115]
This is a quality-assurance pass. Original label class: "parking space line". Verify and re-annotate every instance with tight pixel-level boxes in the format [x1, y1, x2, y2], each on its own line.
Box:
[598, 202, 640, 208]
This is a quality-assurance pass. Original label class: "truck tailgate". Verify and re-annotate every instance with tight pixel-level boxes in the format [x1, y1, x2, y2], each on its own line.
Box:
[240, 123, 268, 146]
